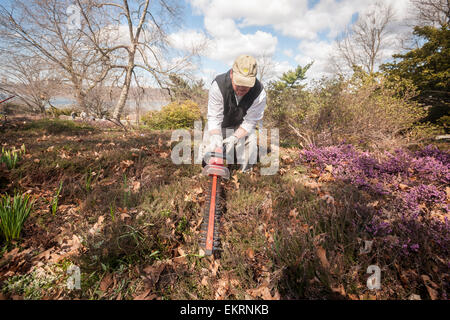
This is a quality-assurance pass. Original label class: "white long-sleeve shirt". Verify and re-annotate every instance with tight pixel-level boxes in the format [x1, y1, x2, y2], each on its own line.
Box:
[207, 80, 267, 133]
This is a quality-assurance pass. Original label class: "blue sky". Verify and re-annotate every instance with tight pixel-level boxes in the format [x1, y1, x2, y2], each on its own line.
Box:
[172, 0, 412, 85]
[0, 0, 413, 87]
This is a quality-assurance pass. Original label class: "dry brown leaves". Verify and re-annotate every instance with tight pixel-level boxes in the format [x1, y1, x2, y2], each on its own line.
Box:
[88, 216, 105, 235]
[246, 282, 280, 300]
[159, 152, 169, 159]
[142, 261, 167, 289]
[288, 208, 299, 219]
[214, 273, 240, 300]
[231, 174, 240, 189]
[281, 154, 294, 165]
[35, 234, 83, 264]
[184, 186, 203, 203]
[209, 259, 220, 277]
[0, 233, 84, 281]
[421, 275, 440, 300]
[120, 160, 134, 171]
[99, 273, 114, 293]
[245, 248, 255, 260]
[303, 180, 321, 190]
[133, 289, 157, 300]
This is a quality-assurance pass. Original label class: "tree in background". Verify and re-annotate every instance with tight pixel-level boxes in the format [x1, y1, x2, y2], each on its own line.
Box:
[90, 0, 203, 125]
[0, 0, 203, 127]
[410, 0, 450, 27]
[332, 2, 396, 75]
[166, 73, 207, 115]
[0, 55, 61, 115]
[0, 0, 111, 113]
[381, 0, 449, 129]
[266, 63, 313, 143]
[276, 63, 314, 89]
[381, 24, 449, 128]
[255, 52, 277, 85]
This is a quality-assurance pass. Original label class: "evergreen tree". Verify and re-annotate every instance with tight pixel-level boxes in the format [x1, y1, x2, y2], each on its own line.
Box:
[381, 25, 449, 127]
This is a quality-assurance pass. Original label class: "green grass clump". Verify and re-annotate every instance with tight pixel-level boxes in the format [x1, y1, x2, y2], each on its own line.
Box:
[0, 193, 35, 244]
[51, 181, 63, 216]
[1, 144, 25, 169]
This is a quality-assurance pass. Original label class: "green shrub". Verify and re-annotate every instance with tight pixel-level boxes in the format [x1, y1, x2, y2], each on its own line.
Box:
[46, 107, 75, 118]
[141, 100, 201, 129]
[275, 71, 442, 151]
[0, 193, 35, 244]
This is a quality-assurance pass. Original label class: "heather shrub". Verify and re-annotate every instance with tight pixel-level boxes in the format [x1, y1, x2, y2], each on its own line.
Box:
[301, 144, 449, 257]
[141, 100, 201, 129]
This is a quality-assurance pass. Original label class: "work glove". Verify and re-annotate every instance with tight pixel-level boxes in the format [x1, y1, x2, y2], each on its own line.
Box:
[207, 134, 223, 152]
[223, 135, 239, 150]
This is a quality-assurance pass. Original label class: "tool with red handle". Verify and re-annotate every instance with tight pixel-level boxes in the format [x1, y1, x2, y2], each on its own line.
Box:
[199, 146, 229, 256]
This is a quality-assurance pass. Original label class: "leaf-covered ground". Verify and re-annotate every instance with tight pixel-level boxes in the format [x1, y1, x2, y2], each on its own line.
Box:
[0, 118, 448, 300]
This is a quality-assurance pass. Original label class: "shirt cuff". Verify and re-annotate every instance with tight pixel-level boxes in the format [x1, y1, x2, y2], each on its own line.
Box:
[207, 121, 222, 133]
[240, 121, 256, 133]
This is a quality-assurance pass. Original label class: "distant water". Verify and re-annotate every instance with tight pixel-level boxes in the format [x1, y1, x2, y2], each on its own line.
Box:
[50, 97, 76, 106]
[49, 96, 167, 111]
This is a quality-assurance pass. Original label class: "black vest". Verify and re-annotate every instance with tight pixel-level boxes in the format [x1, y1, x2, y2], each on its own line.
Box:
[214, 69, 263, 128]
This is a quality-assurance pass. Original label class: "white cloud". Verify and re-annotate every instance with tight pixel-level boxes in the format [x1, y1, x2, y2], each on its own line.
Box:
[169, 23, 277, 65]
[190, 0, 378, 41]
[272, 60, 294, 78]
[209, 30, 278, 64]
[295, 40, 335, 79]
[185, 0, 415, 81]
[167, 29, 208, 52]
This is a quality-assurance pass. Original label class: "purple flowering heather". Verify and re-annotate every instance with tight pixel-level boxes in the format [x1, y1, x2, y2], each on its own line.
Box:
[300, 144, 450, 255]
[415, 145, 450, 164]
[401, 184, 447, 214]
[379, 149, 413, 176]
[411, 156, 450, 184]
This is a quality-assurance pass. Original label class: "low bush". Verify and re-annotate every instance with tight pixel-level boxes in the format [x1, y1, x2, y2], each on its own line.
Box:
[266, 70, 443, 151]
[46, 107, 76, 118]
[141, 100, 201, 129]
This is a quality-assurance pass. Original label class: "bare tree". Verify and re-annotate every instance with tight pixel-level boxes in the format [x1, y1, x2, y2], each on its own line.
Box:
[332, 2, 396, 75]
[411, 0, 450, 27]
[256, 52, 277, 85]
[0, 0, 204, 127]
[81, 0, 203, 125]
[0, 0, 111, 113]
[0, 55, 61, 115]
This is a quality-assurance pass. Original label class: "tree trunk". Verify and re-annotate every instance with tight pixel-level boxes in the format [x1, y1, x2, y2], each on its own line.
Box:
[72, 75, 87, 112]
[112, 52, 135, 121]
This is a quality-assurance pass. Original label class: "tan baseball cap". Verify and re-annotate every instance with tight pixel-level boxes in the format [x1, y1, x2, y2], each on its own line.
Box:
[232, 55, 257, 87]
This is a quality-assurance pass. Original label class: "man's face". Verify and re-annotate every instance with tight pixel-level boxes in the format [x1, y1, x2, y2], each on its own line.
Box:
[230, 70, 252, 97]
